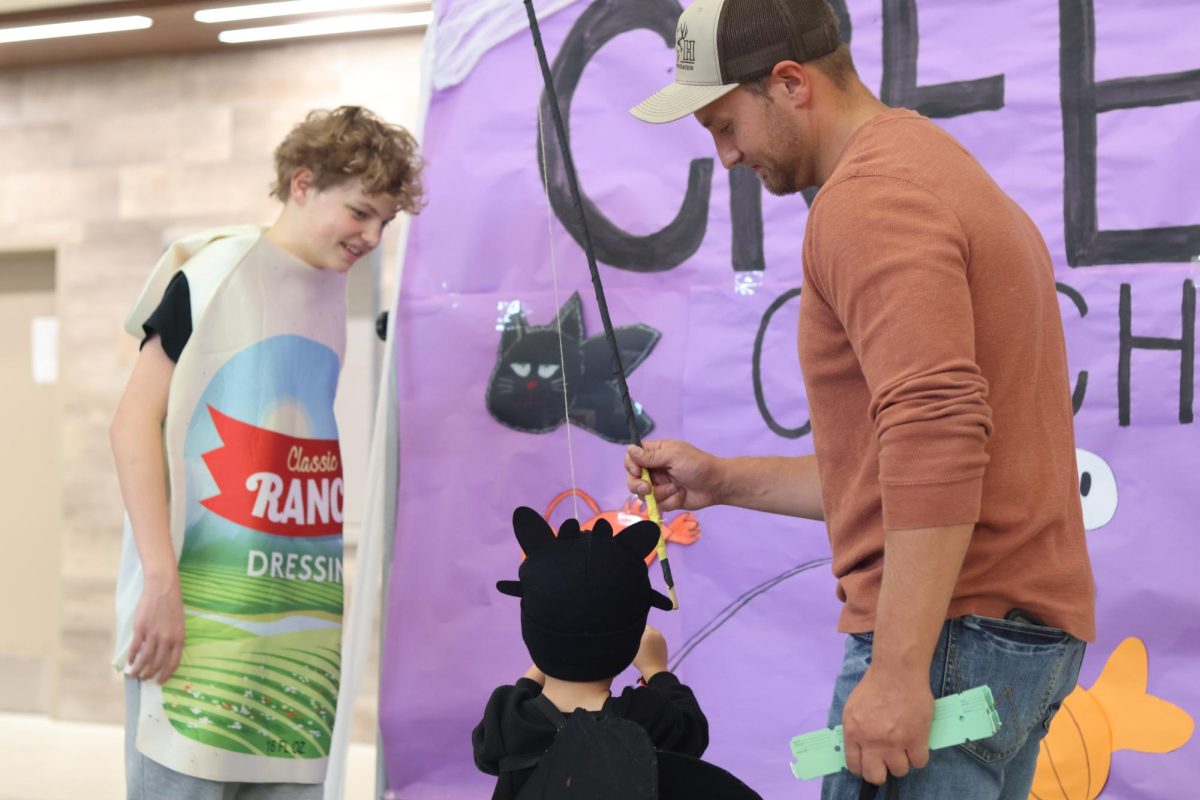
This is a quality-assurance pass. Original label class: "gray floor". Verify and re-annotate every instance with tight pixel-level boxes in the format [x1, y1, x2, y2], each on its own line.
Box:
[0, 712, 379, 800]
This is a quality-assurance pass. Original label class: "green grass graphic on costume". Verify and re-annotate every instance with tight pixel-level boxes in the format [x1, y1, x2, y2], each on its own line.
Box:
[184, 615, 257, 643]
[164, 630, 341, 759]
[178, 562, 342, 617]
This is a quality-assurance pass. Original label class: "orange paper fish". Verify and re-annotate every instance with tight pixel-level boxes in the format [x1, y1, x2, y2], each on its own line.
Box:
[1029, 637, 1194, 800]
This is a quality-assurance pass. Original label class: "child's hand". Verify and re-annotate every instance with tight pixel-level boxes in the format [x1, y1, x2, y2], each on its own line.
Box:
[128, 573, 185, 684]
[633, 625, 669, 680]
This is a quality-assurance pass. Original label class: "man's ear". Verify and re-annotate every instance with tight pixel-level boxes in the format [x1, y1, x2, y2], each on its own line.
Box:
[771, 60, 812, 109]
[289, 167, 315, 205]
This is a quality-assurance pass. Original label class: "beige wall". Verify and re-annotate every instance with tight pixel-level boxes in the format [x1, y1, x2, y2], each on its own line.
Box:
[0, 31, 425, 738]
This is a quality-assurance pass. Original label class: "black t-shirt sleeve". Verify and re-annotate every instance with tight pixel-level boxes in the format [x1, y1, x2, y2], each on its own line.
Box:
[140, 271, 193, 363]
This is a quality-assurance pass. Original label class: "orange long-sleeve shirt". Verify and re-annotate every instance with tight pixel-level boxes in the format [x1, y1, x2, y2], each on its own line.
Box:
[799, 109, 1095, 641]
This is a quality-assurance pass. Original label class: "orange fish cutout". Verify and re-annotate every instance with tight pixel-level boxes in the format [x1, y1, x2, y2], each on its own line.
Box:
[1029, 637, 1194, 800]
[544, 489, 700, 564]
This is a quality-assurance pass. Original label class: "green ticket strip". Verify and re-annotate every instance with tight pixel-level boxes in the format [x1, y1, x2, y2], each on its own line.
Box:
[789, 685, 1002, 780]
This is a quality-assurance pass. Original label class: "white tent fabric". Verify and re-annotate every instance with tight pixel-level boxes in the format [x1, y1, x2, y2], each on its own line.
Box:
[322, 12, 440, 799]
[431, 0, 579, 91]
[325, 3, 584, 796]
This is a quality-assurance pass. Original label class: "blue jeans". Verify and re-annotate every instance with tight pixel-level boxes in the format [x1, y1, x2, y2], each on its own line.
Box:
[822, 615, 1085, 800]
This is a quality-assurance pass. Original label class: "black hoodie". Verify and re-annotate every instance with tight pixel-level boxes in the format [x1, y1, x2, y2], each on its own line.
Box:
[472, 672, 709, 800]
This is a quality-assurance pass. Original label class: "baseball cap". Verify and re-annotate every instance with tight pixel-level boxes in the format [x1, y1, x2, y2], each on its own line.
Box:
[630, 0, 840, 124]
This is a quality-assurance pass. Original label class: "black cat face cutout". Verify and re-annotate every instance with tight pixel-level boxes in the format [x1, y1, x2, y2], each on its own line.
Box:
[485, 293, 661, 444]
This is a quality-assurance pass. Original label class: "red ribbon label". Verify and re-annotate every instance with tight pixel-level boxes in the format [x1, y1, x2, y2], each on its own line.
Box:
[200, 405, 343, 538]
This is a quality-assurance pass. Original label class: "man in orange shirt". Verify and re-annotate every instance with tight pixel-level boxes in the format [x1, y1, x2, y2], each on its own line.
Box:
[625, 1, 1095, 797]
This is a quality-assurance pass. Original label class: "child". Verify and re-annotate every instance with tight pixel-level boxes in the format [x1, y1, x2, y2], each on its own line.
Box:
[474, 506, 757, 799]
[109, 106, 422, 798]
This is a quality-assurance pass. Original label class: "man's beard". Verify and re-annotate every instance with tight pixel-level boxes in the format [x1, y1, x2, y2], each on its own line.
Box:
[759, 163, 803, 196]
[755, 105, 810, 196]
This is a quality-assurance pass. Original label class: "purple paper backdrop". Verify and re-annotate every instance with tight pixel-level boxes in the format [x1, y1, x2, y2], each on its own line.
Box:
[381, 1, 1199, 797]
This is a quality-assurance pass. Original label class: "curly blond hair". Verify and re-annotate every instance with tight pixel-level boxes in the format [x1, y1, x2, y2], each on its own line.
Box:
[271, 105, 424, 214]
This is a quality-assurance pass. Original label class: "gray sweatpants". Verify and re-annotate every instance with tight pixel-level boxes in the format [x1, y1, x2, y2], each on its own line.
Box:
[125, 678, 323, 800]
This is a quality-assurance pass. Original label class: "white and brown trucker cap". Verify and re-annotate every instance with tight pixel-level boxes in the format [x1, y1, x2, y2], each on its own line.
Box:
[630, 0, 840, 124]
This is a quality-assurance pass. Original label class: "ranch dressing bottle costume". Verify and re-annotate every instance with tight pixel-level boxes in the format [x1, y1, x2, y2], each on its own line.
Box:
[113, 226, 348, 783]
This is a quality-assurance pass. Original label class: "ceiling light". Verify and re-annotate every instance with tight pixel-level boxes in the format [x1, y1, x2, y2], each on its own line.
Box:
[0, 15, 152, 45]
[218, 11, 431, 43]
[196, 1, 424, 24]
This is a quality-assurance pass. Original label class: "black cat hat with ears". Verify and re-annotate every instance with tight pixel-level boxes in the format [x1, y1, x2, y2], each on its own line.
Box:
[498, 506, 674, 681]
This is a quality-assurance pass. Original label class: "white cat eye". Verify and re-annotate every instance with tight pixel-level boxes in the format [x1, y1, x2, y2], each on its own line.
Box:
[537, 364, 560, 379]
[509, 363, 532, 377]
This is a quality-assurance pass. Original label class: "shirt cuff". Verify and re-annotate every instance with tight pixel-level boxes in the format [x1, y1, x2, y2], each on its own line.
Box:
[880, 474, 983, 530]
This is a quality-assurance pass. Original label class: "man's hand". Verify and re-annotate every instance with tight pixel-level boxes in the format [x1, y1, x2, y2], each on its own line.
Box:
[625, 444, 825, 520]
[127, 573, 185, 684]
[632, 624, 669, 680]
[842, 522, 973, 784]
[625, 441, 726, 513]
[841, 664, 933, 785]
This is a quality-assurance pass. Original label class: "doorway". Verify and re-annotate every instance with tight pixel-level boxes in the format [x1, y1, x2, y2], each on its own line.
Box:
[0, 250, 61, 714]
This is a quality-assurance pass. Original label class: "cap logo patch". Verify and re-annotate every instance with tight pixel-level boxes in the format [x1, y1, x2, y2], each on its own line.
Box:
[676, 22, 695, 70]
